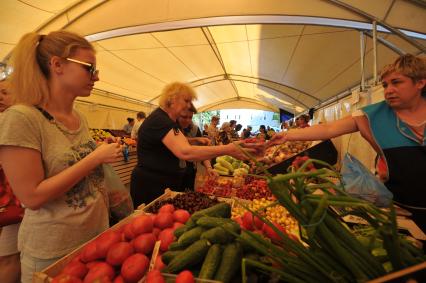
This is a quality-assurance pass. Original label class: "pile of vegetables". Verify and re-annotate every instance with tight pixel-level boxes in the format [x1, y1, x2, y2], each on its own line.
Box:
[162, 202, 253, 283]
[237, 158, 425, 283]
[214, 155, 250, 176]
[261, 141, 311, 165]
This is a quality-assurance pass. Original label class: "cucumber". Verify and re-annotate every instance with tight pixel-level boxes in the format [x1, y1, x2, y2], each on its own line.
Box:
[201, 222, 240, 244]
[174, 225, 187, 238]
[199, 244, 223, 279]
[161, 250, 182, 265]
[168, 242, 186, 251]
[178, 226, 205, 247]
[190, 203, 232, 223]
[164, 239, 211, 274]
[214, 242, 243, 283]
[196, 216, 235, 228]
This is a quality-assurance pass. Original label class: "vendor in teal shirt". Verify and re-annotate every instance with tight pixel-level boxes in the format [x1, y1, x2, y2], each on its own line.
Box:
[269, 54, 426, 231]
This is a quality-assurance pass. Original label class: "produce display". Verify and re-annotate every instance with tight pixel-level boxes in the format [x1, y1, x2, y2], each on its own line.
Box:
[235, 177, 272, 200]
[50, 205, 192, 283]
[261, 141, 312, 165]
[89, 129, 113, 142]
[196, 178, 234, 198]
[145, 191, 220, 214]
[213, 155, 250, 176]
[231, 198, 298, 237]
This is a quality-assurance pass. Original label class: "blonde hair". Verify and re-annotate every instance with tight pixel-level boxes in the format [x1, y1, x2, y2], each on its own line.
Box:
[380, 54, 426, 96]
[9, 31, 94, 106]
[158, 82, 197, 109]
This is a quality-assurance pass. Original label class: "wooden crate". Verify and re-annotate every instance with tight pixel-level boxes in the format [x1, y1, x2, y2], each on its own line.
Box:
[33, 209, 147, 283]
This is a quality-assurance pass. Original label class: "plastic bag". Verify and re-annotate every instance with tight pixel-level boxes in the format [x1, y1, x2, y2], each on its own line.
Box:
[103, 164, 134, 221]
[341, 153, 393, 207]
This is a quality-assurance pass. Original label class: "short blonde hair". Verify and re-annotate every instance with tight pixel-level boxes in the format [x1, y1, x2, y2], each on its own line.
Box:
[380, 54, 426, 84]
[158, 82, 197, 109]
[10, 31, 94, 106]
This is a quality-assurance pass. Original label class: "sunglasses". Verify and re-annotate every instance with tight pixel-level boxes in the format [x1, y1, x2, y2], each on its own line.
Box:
[66, 58, 99, 78]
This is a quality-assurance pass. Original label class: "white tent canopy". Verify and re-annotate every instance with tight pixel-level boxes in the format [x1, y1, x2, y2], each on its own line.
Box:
[1, 0, 425, 116]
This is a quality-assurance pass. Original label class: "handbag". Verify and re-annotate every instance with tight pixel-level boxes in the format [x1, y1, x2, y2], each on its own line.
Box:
[0, 168, 24, 227]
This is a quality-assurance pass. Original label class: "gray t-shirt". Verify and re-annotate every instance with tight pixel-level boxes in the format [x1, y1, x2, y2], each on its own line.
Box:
[0, 105, 109, 259]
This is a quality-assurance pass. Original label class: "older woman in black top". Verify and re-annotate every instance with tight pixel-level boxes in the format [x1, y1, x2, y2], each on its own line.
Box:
[130, 82, 254, 207]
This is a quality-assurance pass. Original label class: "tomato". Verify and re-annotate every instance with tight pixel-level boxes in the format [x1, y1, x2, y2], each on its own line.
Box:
[157, 228, 175, 252]
[120, 253, 149, 283]
[131, 215, 153, 236]
[146, 270, 165, 283]
[95, 231, 122, 258]
[85, 261, 103, 269]
[81, 241, 101, 263]
[89, 276, 112, 283]
[154, 213, 174, 229]
[175, 270, 195, 283]
[83, 262, 115, 283]
[153, 255, 166, 271]
[242, 211, 255, 231]
[172, 210, 190, 224]
[123, 223, 136, 240]
[158, 204, 175, 213]
[106, 242, 134, 266]
[112, 275, 125, 283]
[61, 261, 89, 279]
[52, 274, 82, 283]
[152, 227, 161, 239]
[133, 233, 156, 255]
[172, 222, 184, 230]
[262, 222, 287, 243]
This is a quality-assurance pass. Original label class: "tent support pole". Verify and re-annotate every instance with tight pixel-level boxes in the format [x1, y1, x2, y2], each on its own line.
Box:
[360, 31, 365, 92]
[372, 21, 378, 85]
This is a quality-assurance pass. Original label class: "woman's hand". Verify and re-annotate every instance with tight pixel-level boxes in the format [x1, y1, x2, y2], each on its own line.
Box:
[266, 132, 288, 147]
[206, 167, 219, 178]
[92, 142, 124, 164]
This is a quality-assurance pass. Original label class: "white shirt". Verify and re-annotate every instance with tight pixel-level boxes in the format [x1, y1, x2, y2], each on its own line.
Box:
[131, 119, 144, 139]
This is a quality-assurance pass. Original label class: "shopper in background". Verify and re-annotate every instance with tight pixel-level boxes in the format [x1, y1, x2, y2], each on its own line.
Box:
[0, 79, 22, 283]
[123, 117, 135, 135]
[219, 122, 233, 145]
[178, 105, 217, 191]
[207, 115, 220, 144]
[241, 125, 252, 139]
[130, 111, 146, 139]
[202, 124, 209, 136]
[269, 54, 426, 231]
[295, 115, 310, 128]
[0, 31, 124, 283]
[257, 125, 269, 140]
[234, 124, 243, 139]
[130, 82, 256, 207]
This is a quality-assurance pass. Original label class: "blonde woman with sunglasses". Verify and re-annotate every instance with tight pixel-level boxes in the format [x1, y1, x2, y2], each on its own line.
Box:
[0, 31, 123, 283]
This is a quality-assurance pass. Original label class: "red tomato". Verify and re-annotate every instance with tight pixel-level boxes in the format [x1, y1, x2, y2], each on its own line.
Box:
[88, 276, 112, 283]
[175, 270, 195, 283]
[154, 213, 174, 229]
[131, 215, 153, 236]
[81, 241, 101, 263]
[95, 231, 122, 258]
[51, 274, 82, 283]
[146, 270, 165, 283]
[172, 210, 190, 224]
[242, 212, 255, 231]
[262, 222, 287, 243]
[153, 255, 166, 271]
[120, 253, 149, 283]
[123, 223, 136, 240]
[106, 242, 134, 266]
[172, 222, 184, 230]
[83, 262, 115, 283]
[112, 276, 125, 283]
[133, 233, 156, 255]
[61, 261, 89, 279]
[157, 228, 175, 252]
[158, 204, 175, 213]
[152, 227, 161, 239]
[86, 261, 103, 269]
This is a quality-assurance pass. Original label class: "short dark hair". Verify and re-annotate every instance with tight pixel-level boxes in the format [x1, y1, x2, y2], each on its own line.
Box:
[137, 112, 146, 119]
[127, 117, 134, 123]
[229, 120, 237, 126]
[235, 124, 242, 131]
